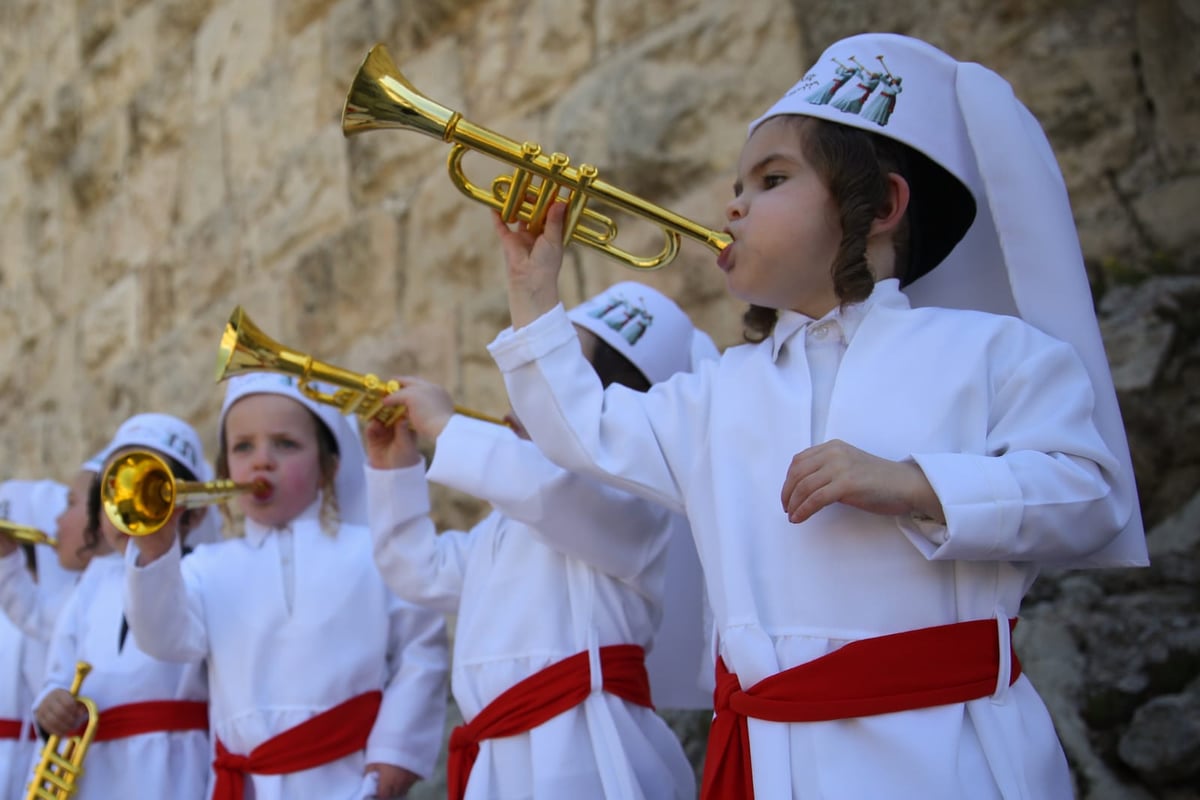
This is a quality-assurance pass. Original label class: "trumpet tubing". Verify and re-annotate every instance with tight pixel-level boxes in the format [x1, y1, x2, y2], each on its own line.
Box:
[216, 306, 511, 429]
[342, 44, 730, 270]
[25, 661, 98, 800]
[102, 450, 264, 537]
[0, 520, 57, 548]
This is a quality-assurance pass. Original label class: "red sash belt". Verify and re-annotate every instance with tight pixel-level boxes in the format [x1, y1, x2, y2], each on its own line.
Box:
[702, 618, 1021, 800]
[90, 700, 209, 742]
[0, 718, 36, 740]
[447, 644, 653, 800]
[211, 690, 382, 800]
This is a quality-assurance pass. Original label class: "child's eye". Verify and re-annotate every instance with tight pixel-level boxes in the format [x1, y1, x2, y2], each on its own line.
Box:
[763, 173, 786, 189]
[231, 441, 253, 454]
[277, 438, 299, 449]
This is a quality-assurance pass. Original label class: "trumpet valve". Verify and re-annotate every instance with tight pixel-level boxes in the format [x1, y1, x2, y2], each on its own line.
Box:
[501, 143, 542, 223]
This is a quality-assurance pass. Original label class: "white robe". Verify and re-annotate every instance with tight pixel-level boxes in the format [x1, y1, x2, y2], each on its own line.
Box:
[0, 549, 75, 643]
[0, 602, 38, 799]
[490, 280, 1135, 800]
[0, 549, 79, 799]
[124, 502, 449, 800]
[367, 415, 697, 800]
[33, 552, 210, 800]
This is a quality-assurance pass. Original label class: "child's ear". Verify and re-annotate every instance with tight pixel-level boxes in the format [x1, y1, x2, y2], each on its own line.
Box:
[870, 173, 910, 236]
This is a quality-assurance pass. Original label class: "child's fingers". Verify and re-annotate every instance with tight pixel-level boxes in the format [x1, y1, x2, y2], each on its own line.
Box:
[780, 448, 823, 508]
[784, 471, 836, 523]
[37, 695, 84, 735]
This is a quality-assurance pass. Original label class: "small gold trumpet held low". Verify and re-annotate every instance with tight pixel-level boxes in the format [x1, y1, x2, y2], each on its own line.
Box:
[24, 661, 98, 800]
[342, 44, 730, 270]
[102, 450, 266, 537]
[216, 306, 510, 429]
[0, 520, 57, 548]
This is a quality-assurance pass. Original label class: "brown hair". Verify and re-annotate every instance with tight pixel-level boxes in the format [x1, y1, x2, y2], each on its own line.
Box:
[589, 337, 653, 393]
[214, 405, 342, 535]
[742, 116, 913, 343]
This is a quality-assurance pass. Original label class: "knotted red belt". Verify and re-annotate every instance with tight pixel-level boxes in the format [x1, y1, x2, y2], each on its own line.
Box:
[211, 690, 382, 800]
[447, 644, 653, 800]
[0, 718, 36, 740]
[701, 618, 1021, 800]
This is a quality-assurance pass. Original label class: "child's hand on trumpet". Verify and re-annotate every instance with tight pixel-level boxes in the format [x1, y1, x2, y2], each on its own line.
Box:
[35, 689, 89, 737]
[493, 200, 568, 330]
[362, 377, 455, 470]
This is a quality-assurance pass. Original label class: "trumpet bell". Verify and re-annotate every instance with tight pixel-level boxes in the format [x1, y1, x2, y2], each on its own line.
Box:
[102, 451, 176, 537]
[342, 44, 457, 140]
[216, 306, 314, 388]
[341, 44, 730, 271]
[101, 450, 264, 537]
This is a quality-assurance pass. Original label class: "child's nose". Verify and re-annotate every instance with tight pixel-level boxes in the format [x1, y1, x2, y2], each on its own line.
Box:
[725, 195, 745, 221]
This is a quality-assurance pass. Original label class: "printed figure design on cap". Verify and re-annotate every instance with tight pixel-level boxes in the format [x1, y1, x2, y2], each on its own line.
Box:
[799, 54, 904, 127]
[588, 292, 655, 346]
[119, 420, 201, 473]
[804, 58, 857, 105]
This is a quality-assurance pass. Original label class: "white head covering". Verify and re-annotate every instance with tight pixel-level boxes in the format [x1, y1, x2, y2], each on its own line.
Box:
[219, 373, 368, 527]
[567, 281, 719, 384]
[80, 450, 105, 474]
[0, 479, 76, 592]
[101, 413, 212, 482]
[0, 480, 65, 533]
[100, 413, 222, 546]
[751, 33, 1145, 568]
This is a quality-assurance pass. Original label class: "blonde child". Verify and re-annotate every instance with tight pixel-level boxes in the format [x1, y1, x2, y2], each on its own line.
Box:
[125, 373, 450, 800]
[31, 414, 211, 799]
[487, 33, 1147, 800]
[363, 281, 714, 800]
[0, 479, 69, 798]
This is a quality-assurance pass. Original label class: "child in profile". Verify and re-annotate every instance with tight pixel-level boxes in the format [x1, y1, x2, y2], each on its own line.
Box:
[488, 32, 1146, 799]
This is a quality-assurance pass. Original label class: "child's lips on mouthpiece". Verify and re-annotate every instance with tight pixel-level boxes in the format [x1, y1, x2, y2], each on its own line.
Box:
[717, 242, 734, 272]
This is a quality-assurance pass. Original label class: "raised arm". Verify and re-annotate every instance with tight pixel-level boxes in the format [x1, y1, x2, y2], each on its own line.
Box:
[363, 404, 478, 611]
[430, 414, 673, 580]
[0, 549, 51, 640]
[123, 537, 209, 663]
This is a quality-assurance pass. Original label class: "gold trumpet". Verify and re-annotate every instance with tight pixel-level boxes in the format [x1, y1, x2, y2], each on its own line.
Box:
[25, 661, 98, 800]
[0, 520, 57, 548]
[102, 450, 267, 537]
[342, 44, 731, 270]
[216, 305, 511, 429]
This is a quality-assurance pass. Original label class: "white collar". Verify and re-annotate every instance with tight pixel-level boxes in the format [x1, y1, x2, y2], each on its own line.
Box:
[769, 279, 908, 361]
[243, 497, 322, 548]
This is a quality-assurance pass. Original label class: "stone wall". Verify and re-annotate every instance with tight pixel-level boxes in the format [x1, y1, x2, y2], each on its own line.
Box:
[1, 0, 1197, 797]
